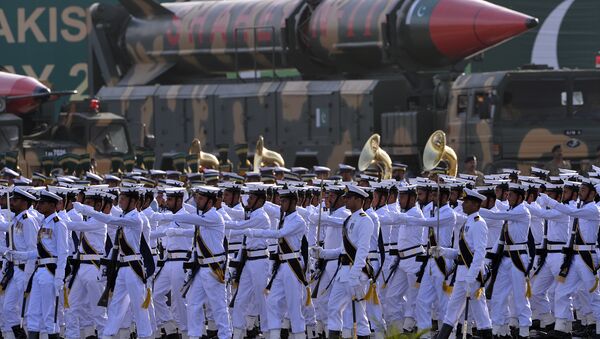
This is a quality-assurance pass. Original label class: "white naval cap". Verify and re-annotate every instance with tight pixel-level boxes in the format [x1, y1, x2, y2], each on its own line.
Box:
[39, 190, 62, 203]
[338, 164, 356, 171]
[104, 174, 121, 182]
[164, 187, 186, 197]
[508, 182, 526, 193]
[192, 185, 220, 197]
[313, 166, 331, 173]
[149, 169, 167, 176]
[1, 167, 19, 178]
[343, 184, 368, 198]
[13, 177, 32, 186]
[85, 171, 103, 182]
[463, 188, 487, 202]
[531, 167, 550, 175]
[10, 187, 38, 201]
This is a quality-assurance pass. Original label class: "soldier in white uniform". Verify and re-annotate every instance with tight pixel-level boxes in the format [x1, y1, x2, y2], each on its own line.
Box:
[400, 184, 456, 335]
[311, 185, 374, 339]
[223, 185, 271, 338]
[540, 178, 600, 336]
[163, 186, 231, 339]
[11, 190, 68, 339]
[383, 185, 425, 336]
[73, 186, 154, 339]
[64, 189, 110, 339]
[480, 183, 532, 338]
[234, 185, 310, 339]
[151, 187, 193, 338]
[1, 188, 39, 339]
[430, 188, 493, 339]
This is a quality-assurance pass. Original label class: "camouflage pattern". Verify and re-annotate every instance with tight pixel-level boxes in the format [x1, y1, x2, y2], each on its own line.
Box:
[446, 69, 600, 173]
[0, 111, 134, 177]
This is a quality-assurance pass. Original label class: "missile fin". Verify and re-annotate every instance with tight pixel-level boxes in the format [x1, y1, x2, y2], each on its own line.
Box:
[119, 0, 174, 19]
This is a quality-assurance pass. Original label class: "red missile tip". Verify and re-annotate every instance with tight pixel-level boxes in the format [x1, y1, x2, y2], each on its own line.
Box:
[429, 0, 538, 61]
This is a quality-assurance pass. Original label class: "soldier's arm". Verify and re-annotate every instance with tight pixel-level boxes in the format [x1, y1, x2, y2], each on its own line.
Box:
[24, 219, 39, 275]
[84, 210, 140, 228]
[546, 199, 600, 220]
[478, 207, 527, 221]
[249, 216, 305, 239]
[467, 221, 488, 282]
[0, 220, 8, 232]
[54, 221, 70, 281]
[348, 217, 374, 278]
[401, 208, 455, 228]
[67, 219, 104, 232]
[224, 213, 269, 230]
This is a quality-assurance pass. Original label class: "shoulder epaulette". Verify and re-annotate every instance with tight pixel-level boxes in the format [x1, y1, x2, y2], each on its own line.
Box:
[22, 213, 28, 219]
[359, 212, 367, 217]
[53, 216, 60, 223]
[474, 215, 480, 221]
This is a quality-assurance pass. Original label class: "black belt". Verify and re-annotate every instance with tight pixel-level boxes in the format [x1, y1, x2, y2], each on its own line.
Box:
[339, 254, 352, 266]
[248, 255, 269, 261]
[16, 263, 25, 270]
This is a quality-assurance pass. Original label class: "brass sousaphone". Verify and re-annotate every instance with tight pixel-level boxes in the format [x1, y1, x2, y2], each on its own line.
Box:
[253, 135, 285, 172]
[188, 138, 219, 170]
[422, 130, 458, 177]
[358, 134, 392, 179]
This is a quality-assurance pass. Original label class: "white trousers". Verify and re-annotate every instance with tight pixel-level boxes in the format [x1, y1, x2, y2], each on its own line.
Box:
[153, 260, 188, 331]
[490, 255, 532, 328]
[2, 267, 26, 331]
[231, 259, 269, 331]
[530, 253, 562, 323]
[26, 268, 59, 334]
[443, 281, 492, 329]
[554, 255, 600, 322]
[186, 268, 231, 339]
[327, 276, 370, 336]
[65, 264, 107, 338]
[266, 264, 306, 333]
[416, 261, 449, 331]
[384, 257, 420, 325]
[102, 267, 152, 338]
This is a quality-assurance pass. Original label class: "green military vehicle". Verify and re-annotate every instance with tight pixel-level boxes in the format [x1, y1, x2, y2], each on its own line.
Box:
[0, 103, 134, 177]
[445, 68, 600, 173]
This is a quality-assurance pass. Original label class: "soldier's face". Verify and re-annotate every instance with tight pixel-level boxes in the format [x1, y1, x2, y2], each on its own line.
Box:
[393, 170, 405, 180]
[344, 195, 362, 211]
[9, 197, 26, 213]
[36, 201, 56, 215]
[462, 199, 479, 215]
[280, 197, 295, 213]
[507, 191, 523, 207]
[450, 190, 460, 202]
[84, 198, 96, 208]
[223, 190, 235, 207]
[166, 196, 180, 212]
[417, 189, 428, 205]
[340, 171, 353, 182]
[195, 194, 211, 211]
[579, 185, 596, 202]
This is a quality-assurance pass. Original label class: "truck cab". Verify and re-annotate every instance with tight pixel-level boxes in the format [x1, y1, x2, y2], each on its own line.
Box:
[0, 110, 133, 176]
[446, 69, 600, 173]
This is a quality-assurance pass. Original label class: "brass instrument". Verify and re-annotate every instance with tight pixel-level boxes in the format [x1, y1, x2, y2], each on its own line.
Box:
[422, 130, 458, 177]
[358, 134, 392, 179]
[188, 138, 219, 170]
[252, 135, 285, 172]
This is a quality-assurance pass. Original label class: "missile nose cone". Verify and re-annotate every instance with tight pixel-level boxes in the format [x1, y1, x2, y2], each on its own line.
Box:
[526, 17, 539, 29]
[431, 0, 537, 61]
[404, 0, 538, 67]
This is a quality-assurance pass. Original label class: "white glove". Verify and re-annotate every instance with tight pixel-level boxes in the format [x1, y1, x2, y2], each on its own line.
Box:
[308, 213, 319, 224]
[429, 246, 443, 258]
[73, 202, 94, 215]
[309, 246, 323, 259]
[54, 277, 64, 297]
[465, 282, 473, 296]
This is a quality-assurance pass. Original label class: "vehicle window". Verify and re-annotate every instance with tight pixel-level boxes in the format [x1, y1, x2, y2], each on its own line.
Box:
[572, 79, 600, 118]
[473, 92, 494, 119]
[457, 95, 468, 116]
[90, 124, 129, 155]
[0, 125, 19, 152]
[500, 80, 566, 121]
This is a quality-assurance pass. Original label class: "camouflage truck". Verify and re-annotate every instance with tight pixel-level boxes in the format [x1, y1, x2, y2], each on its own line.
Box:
[445, 68, 600, 173]
[90, 0, 544, 173]
[0, 101, 134, 177]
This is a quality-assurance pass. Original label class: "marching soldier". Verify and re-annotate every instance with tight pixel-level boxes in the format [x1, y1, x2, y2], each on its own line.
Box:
[224, 185, 271, 338]
[73, 186, 154, 339]
[233, 185, 310, 339]
[64, 189, 110, 339]
[151, 187, 193, 338]
[12, 190, 69, 338]
[1, 188, 39, 339]
[162, 186, 231, 339]
[400, 184, 456, 335]
[526, 182, 571, 334]
[430, 188, 493, 339]
[539, 178, 600, 337]
[383, 185, 425, 336]
[310, 185, 374, 339]
[480, 183, 532, 338]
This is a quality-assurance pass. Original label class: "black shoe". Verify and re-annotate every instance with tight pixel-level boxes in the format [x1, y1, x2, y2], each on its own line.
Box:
[431, 321, 439, 332]
[436, 324, 454, 339]
[165, 333, 181, 339]
[28, 332, 40, 339]
[11, 325, 26, 339]
[48, 334, 60, 339]
[357, 336, 370, 339]
[479, 329, 493, 339]
[206, 330, 218, 339]
[531, 321, 541, 331]
[85, 336, 99, 339]
[328, 331, 341, 339]
[281, 328, 289, 339]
